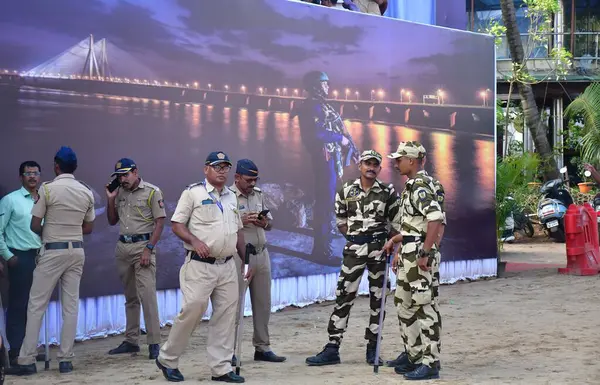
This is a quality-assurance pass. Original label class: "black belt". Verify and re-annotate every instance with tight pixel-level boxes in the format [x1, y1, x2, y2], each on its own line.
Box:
[402, 235, 425, 244]
[45, 241, 83, 250]
[119, 233, 151, 243]
[189, 252, 233, 265]
[345, 233, 388, 245]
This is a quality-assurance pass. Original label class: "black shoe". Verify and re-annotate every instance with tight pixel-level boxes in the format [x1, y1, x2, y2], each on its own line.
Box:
[365, 343, 384, 366]
[254, 350, 286, 363]
[155, 358, 184, 382]
[59, 361, 73, 373]
[5, 363, 37, 376]
[108, 341, 140, 355]
[404, 364, 440, 380]
[149, 344, 160, 360]
[394, 359, 419, 375]
[211, 371, 245, 383]
[36, 352, 46, 362]
[305, 343, 341, 366]
[8, 351, 18, 368]
[231, 354, 237, 367]
[386, 352, 409, 367]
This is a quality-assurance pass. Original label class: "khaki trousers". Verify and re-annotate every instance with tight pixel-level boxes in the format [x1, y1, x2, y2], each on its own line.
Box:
[18, 244, 84, 365]
[115, 241, 161, 345]
[234, 248, 272, 352]
[158, 255, 238, 377]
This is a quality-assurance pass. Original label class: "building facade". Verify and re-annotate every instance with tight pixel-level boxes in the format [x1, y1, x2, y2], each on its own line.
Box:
[467, 0, 600, 170]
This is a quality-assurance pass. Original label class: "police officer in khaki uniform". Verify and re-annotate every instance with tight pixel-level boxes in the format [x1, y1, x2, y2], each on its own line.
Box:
[155, 151, 251, 384]
[105, 158, 166, 360]
[230, 159, 286, 365]
[7, 146, 95, 376]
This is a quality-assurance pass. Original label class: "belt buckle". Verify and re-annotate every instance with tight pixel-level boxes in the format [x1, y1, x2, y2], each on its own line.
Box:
[124, 235, 133, 243]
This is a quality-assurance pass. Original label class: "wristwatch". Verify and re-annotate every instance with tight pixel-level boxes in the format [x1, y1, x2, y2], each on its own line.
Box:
[146, 243, 155, 251]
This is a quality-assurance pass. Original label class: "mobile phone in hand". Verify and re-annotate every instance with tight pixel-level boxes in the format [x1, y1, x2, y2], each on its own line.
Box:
[257, 209, 270, 219]
[107, 178, 120, 193]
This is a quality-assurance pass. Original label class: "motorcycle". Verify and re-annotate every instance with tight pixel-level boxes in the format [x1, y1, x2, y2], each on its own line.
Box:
[501, 196, 535, 243]
[514, 207, 535, 238]
[536, 167, 574, 243]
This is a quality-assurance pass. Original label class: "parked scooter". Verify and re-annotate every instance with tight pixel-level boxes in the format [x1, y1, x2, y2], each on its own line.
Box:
[536, 167, 574, 243]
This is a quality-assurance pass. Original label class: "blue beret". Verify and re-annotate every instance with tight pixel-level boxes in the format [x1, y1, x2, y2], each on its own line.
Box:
[236, 159, 259, 176]
[55, 146, 77, 165]
[205, 151, 232, 166]
[112, 158, 137, 176]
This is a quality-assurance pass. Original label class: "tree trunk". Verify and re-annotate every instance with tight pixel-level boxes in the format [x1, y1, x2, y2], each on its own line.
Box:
[499, 0, 559, 181]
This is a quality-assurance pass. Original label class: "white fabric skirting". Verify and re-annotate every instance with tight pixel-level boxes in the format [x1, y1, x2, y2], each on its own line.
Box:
[24, 258, 496, 346]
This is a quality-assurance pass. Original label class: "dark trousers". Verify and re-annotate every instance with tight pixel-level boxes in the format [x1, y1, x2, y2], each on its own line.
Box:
[6, 248, 37, 359]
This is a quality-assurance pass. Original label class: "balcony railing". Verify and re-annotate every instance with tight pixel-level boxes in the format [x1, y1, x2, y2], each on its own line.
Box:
[496, 32, 599, 61]
[495, 32, 599, 77]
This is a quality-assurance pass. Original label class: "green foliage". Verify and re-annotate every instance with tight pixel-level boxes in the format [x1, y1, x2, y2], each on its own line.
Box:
[564, 82, 600, 163]
[494, 0, 573, 84]
[496, 153, 541, 244]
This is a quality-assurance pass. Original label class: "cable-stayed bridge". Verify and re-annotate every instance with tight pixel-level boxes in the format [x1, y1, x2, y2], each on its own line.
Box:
[0, 35, 493, 135]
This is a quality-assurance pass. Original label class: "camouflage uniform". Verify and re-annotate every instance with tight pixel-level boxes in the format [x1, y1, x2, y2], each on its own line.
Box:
[306, 150, 400, 366]
[388, 141, 445, 378]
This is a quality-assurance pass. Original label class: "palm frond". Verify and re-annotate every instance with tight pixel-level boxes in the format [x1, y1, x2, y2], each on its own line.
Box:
[565, 82, 600, 136]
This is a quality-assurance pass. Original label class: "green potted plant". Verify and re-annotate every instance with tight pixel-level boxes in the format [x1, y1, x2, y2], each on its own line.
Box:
[572, 157, 595, 193]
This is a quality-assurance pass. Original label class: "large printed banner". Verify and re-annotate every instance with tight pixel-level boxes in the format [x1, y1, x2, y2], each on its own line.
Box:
[0, 0, 497, 298]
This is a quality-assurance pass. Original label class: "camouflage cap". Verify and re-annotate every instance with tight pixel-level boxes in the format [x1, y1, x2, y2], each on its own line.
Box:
[359, 149, 382, 163]
[387, 141, 427, 159]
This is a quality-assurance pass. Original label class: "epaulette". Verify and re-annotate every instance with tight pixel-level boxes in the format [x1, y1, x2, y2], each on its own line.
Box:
[76, 179, 92, 191]
[186, 181, 204, 190]
[253, 186, 262, 193]
[226, 186, 236, 194]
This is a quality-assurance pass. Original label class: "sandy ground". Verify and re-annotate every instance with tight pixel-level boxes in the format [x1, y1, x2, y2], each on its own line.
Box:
[10, 236, 600, 385]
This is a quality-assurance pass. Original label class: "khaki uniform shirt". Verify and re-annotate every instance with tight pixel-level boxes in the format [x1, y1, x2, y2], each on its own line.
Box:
[230, 184, 273, 250]
[31, 174, 95, 243]
[171, 179, 242, 258]
[392, 170, 445, 238]
[116, 179, 166, 235]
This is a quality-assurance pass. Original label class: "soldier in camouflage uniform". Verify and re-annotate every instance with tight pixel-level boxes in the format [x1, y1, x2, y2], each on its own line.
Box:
[306, 149, 400, 367]
[293, 70, 360, 266]
[382, 141, 445, 381]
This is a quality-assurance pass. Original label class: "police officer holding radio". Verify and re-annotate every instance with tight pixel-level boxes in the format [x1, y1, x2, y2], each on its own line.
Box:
[106, 158, 166, 360]
[230, 159, 286, 365]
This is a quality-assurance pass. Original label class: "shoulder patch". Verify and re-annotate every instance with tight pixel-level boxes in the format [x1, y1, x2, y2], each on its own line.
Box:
[76, 180, 92, 191]
[417, 189, 428, 201]
[186, 181, 204, 190]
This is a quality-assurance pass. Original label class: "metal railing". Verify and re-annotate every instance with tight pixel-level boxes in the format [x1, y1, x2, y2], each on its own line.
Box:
[496, 32, 600, 65]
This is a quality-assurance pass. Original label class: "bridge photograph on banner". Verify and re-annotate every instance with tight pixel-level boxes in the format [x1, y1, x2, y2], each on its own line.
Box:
[0, 0, 497, 341]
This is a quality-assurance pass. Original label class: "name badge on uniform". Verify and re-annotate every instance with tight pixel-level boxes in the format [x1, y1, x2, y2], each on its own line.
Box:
[345, 187, 361, 202]
[201, 199, 214, 205]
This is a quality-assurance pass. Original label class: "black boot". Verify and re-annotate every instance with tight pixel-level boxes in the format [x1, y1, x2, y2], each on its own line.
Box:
[305, 343, 341, 366]
[365, 342, 383, 366]
[386, 351, 408, 367]
[404, 363, 440, 380]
